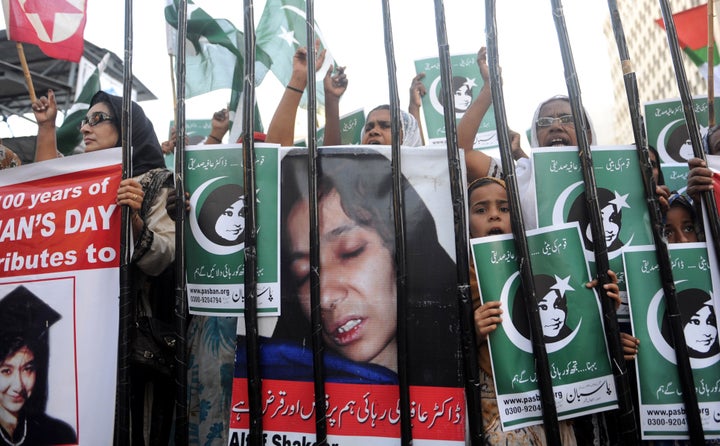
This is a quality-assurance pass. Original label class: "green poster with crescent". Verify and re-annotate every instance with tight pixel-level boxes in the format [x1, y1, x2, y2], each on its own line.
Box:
[184, 144, 280, 316]
[624, 243, 720, 440]
[644, 97, 720, 194]
[471, 223, 617, 430]
[414, 53, 497, 151]
[533, 145, 653, 322]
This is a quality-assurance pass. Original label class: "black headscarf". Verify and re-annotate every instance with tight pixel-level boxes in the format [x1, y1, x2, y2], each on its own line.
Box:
[90, 91, 165, 176]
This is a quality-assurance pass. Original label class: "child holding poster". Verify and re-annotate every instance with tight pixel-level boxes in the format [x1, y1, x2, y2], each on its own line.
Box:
[468, 177, 636, 444]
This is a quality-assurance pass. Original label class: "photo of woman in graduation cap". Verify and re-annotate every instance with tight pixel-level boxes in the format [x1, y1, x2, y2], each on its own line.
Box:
[0, 286, 77, 446]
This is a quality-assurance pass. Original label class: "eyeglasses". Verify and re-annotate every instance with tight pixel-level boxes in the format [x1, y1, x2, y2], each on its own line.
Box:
[80, 112, 115, 128]
[536, 114, 574, 127]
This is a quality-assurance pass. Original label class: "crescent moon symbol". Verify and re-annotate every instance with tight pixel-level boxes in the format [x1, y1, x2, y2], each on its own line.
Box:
[189, 176, 245, 255]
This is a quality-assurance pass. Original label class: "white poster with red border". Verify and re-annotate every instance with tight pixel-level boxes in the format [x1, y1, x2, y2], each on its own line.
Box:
[0, 148, 122, 445]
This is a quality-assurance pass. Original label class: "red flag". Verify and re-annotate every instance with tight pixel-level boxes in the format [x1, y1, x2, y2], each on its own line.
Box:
[3, 0, 87, 62]
[655, 3, 710, 51]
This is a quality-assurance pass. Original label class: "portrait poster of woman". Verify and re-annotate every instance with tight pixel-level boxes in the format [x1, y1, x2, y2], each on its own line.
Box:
[183, 144, 281, 317]
[533, 145, 654, 323]
[470, 223, 617, 431]
[413, 53, 498, 150]
[624, 243, 720, 440]
[230, 146, 465, 444]
[0, 282, 78, 446]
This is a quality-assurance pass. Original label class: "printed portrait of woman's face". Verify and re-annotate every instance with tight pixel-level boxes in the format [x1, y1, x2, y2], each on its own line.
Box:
[585, 203, 621, 247]
[684, 304, 718, 355]
[538, 290, 567, 340]
[0, 345, 36, 416]
[215, 197, 246, 243]
[453, 84, 472, 113]
[287, 190, 398, 372]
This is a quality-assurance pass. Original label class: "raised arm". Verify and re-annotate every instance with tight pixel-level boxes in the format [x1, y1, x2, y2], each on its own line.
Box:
[265, 42, 326, 146]
[321, 64, 347, 146]
[408, 73, 427, 146]
[31, 89, 60, 162]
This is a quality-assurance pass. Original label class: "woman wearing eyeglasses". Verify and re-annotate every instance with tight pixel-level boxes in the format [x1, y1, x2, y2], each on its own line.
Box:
[31, 89, 177, 445]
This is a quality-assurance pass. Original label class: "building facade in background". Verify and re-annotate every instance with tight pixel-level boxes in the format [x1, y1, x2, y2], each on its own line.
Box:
[604, 0, 709, 145]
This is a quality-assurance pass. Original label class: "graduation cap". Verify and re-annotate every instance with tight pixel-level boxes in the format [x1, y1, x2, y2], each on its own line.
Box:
[0, 286, 61, 342]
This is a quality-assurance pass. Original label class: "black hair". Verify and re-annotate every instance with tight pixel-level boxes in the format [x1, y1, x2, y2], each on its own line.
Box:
[661, 289, 720, 358]
[89, 91, 165, 176]
[274, 148, 460, 387]
[568, 187, 624, 252]
[511, 274, 572, 343]
[197, 183, 245, 246]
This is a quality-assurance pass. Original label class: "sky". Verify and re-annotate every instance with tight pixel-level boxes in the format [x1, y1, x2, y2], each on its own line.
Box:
[1, 0, 617, 146]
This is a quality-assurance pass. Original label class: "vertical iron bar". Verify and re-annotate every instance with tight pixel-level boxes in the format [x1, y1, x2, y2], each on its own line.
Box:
[431, 1, 483, 445]
[486, 1, 562, 443]
[657, 1, 714, 442]
[304, 0, 329, 443]
[242, 1, 264, 445]
[173, 0, 189, 443]
[114, 0, 133, 444]
[379, 1, 412, 444]
[549, 1, 639, 443]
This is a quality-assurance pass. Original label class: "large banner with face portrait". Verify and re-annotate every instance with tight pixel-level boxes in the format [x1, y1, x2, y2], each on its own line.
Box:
[471, 223, 617, 430]
[414, 53, 498, 152]
[533, 145, 653, 322]
[644, 96, 720, 194]
[624, 243, 720, 440]
[184, 144, 280, 316]
[0, 148, 122, 446]
[229, 146, 465, 445]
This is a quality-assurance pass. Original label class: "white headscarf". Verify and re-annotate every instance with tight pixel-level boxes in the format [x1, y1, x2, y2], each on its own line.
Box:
[400, 110, 422, 147]
[529, 95, 595, 148]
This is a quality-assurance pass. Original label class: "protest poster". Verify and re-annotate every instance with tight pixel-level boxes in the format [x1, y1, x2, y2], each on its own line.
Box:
[533, 145, 653, 322]
[414, 53, 498, 152]
[644, 96, 720, 194]
[0, 148, 123, 445]
[471, 223, 617, 430]
[229, 146, 465, 445]
[184, 144, 280, 316]
[164, 119, 214, 170]
[624, 243, 720, 440]
[316, 108, 365, 146]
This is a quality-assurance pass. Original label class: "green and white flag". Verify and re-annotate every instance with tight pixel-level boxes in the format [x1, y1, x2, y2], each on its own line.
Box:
[165, 0, 267, 142]
[471, 223, 617, 430]
[624, 243, 720, 440]
[255, 0, 334, 109]
[533, 145, 654, 322]
[184, 143, 280, 316]
[644, 96, 720, 193]
[56, 53, 110, 155]
[414, 53, 497, 152]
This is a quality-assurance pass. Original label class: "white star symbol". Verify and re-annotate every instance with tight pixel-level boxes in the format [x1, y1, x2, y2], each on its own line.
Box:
[550, 275, 574, 296]
[464, 77, 477, 89]
[609, 191, 631, 210]
[278, 26, 298, 47]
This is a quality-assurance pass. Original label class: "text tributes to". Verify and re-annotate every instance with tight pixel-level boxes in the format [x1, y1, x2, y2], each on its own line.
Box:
[471, 224, 617, 430]
[184, 144, 280, 316]
[0, 148, 123, 445]
[230, 147, 465, 444]
[625, 243, 720, 440]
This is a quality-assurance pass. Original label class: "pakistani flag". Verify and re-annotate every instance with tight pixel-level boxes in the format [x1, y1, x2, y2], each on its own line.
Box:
[165, 0, 267, 140]
[255, 0, 334, 108]
[656, 3, 720, 95]
[56, 53, 110, 155]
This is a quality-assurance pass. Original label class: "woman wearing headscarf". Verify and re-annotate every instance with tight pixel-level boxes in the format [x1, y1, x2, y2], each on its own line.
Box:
[31, 89, 176, 445]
